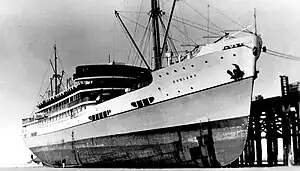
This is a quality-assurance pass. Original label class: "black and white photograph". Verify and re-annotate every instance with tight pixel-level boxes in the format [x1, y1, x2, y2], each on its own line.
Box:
[0, 0, 299, 170]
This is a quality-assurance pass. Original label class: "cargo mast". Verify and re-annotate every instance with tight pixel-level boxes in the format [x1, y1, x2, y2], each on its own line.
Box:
[54, 44, 58, 95]
[49, 44, 60, 96]
[151, 0, 162, 70]
[115, 0, 176, 71]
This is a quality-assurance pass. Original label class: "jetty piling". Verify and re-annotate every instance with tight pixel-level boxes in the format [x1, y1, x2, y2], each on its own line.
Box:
[232, 75, 300, 167]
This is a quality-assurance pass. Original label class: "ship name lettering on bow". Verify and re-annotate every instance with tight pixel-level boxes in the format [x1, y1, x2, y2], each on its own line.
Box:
[223, 43, 244, 50]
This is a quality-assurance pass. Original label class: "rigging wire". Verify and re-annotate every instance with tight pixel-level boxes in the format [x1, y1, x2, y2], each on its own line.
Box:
[199, 0, 253, 34]
[207, 4, 210, 44]
[40, 82, 51, 100]
[163, 15, 199, 45]
[267, 49, 300, 60]
[182, 0, 224, 33]
[148, 29, 153, 68]
[159, 15, 178, 55]
[165, 13, 221, 34]
[208, 5, 245, 30]
[173, 11, 185, 44]
[243, 44, 300, 62]
[132, 15, 151, 66]
[56, 48, 65, 73]
[55, 47, 70, 92]
[116, 11, 148, 14]
[126, 0, 145, 64]
[117, 13, 138, 62]
[30, 63, 51, 116]
[120, 14, 186, 44]
[179, 7, 191, 45]
[138, 23, 150, 67]
[264, 49, 300, 62]
[171, 23, 197, 45]
[113, 16, 117, 63]
[166, 14, 221, 36]
[140, 27, 152, 67]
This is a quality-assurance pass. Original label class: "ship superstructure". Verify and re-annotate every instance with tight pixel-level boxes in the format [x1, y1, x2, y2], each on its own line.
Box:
[22, 0, 264, 168]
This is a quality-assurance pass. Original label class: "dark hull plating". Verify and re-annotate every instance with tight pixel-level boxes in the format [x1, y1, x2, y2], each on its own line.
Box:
[31, 116, 248, 168]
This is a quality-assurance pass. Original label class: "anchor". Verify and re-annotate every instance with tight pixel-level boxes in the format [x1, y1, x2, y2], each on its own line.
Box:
[227, 64, 245, 81]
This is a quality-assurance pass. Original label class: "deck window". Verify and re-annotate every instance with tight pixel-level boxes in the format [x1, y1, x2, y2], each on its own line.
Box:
[137, 100, 143, 108]
[103, 111, 107, 118]
[131, 102, 137, 107]
[142, 99, 150, 106]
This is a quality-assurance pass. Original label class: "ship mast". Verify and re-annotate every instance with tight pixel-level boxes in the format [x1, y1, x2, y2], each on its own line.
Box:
[49, 44, 59, 96]
[151, 0, 162, 70]
[54, 44, 58, 95]
[115, 0, 176, 71]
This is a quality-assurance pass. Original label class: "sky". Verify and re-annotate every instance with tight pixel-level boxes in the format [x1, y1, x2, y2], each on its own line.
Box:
[0, 0, 300, 166]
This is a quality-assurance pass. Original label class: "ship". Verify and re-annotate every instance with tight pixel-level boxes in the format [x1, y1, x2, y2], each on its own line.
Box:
[22, 0, 264, 168]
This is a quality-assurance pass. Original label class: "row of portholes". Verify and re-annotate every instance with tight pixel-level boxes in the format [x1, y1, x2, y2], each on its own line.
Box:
[159, 55, 237, 78]
[172, 74, 197, 84]
[165, 86, 194, 97]
[158, 64, 196, 78]
[88, 109, 112, 121]
[157, 58, 216, 78]
[131, 97, 155, 108]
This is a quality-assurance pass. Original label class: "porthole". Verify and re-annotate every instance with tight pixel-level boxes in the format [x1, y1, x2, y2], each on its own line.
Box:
[179, 78, 182, 81]
[173, 80, 175, 83]
[166, 94, 169, 96]
[166, 72, 169, 75]
[233, 54, 236, 56]
[194, 74, 196, 77]
[221, 56, 223, 59]
[191, 87, 194, 90]
[158, 87, 161, 90]
[183, 67, 186, 70]
[186, 76, 189, 79]
[190, 75, 193, 78]
[159, 74, 162, 77]
[191, 64, 194, 67]
[174, 69, 177, 72]
[205, 61, 208, 63]
[178, 90, 181, 93]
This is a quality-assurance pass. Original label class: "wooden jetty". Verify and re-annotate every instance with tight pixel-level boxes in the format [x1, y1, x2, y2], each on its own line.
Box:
[232, 75, 300, 167]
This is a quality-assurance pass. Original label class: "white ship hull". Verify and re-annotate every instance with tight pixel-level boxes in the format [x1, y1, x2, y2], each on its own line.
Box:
[23, 35, 262, 167]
